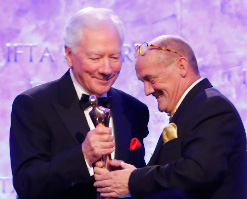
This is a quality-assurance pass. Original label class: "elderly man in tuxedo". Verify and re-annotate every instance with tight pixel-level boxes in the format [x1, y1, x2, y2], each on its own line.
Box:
[10, 7, 149, 199]
[94, 35, 247, 199]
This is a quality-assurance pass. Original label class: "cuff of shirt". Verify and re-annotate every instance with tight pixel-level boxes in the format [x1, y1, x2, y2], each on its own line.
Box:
[84, 158, 94, 176]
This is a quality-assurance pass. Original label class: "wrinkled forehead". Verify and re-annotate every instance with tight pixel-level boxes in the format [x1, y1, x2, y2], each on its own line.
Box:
[135, 46, 161, 66]
[135, 54, 155, 79]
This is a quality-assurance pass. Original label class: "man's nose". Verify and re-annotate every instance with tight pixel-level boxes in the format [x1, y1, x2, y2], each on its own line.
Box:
[144, 82, 154, 96]
[99, 58, 112, 75]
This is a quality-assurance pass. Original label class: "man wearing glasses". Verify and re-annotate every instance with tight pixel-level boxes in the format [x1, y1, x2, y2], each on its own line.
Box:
[94, 35, 247, 199]
[10, 7, 149, 199]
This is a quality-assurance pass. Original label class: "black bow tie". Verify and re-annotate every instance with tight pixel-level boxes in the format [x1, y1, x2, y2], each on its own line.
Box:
[80, 94, 112, 110]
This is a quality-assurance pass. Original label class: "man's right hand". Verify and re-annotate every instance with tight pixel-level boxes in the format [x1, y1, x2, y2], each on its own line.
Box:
[82, 127, 114, 165]
[94, 160, 136, 198]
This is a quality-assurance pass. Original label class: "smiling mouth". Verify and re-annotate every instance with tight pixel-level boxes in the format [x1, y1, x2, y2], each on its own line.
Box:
[95, 75, 115, 82]
[152, 90, 163, 99]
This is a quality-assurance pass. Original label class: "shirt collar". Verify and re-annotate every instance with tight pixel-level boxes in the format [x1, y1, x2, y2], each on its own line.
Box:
[172, 77, 204, 114]
[69, 69, 107, 99]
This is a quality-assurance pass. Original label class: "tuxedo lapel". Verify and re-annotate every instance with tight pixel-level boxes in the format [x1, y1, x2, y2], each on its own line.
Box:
[148, 135, 163, 165]
[171, 78, 213, 123]
[53, 70, 90, 144]
[53, 77, 135, 156]
[109, 88, 131, 161]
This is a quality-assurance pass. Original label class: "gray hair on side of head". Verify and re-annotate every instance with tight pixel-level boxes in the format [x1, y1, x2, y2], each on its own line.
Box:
[64, 7, 125, 52]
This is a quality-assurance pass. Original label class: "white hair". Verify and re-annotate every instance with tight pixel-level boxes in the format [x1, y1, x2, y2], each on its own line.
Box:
[64, 7, 125, 51]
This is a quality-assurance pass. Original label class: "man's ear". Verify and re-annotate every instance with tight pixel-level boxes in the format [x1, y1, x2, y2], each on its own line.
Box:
[177, 57, 188, 77]
[65, 46, 73, 67]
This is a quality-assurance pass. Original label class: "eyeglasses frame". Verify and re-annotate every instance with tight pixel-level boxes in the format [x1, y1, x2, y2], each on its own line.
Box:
[135, 42, 182, 58]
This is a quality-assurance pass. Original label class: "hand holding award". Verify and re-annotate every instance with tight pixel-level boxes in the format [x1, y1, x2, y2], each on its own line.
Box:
[89, 95, 112, 171]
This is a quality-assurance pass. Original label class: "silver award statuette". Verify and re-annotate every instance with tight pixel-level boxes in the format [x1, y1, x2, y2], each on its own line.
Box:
[89, 95, 113, 199]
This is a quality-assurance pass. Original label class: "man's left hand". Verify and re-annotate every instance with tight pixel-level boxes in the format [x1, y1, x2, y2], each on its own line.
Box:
[94, 159, 136, 198]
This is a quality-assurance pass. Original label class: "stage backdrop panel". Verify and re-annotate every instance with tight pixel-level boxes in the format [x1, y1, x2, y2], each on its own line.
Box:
[0, 0, 246, 198]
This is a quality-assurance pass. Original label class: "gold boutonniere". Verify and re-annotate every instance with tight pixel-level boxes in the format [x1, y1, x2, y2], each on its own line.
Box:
[162, 123, 178, 143]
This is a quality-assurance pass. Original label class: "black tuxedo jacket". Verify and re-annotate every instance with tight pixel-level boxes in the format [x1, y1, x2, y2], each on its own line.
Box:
[129, 79, 246, 199]
[10, 70, 149, 199]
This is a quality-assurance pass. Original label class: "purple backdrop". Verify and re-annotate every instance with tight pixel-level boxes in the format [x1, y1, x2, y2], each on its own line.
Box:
[0, 0, 246, 197]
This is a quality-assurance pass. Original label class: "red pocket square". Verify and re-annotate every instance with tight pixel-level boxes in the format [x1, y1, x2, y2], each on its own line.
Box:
[130, 138, 142, 151]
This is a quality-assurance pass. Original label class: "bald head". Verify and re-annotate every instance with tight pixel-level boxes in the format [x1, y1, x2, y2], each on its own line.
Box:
[150, 35, 200, 75]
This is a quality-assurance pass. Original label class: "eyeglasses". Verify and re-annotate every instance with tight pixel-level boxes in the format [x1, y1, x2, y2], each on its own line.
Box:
[134, 42, 182, 58]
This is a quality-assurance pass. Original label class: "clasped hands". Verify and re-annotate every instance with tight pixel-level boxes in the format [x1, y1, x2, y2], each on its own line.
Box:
[94, 159, 136, 198]
[81, 126, 136, 198]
